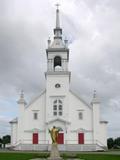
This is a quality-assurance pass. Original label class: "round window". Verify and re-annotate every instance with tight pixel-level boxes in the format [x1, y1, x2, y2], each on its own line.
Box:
[55, 83, 61, 88]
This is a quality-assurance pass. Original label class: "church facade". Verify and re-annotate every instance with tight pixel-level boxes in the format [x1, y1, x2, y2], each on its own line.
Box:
[10, 7, 108, 151]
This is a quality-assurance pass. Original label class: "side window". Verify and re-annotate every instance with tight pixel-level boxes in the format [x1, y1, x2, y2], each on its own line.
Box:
[33, 112, 38, 120]
[78, 112, 83, 120]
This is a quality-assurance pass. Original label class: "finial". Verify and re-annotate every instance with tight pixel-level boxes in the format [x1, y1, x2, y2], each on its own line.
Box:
[20, 90, 24, 99]
[48, 37, 51, 48]
[17, 89, 27, 105]
[93, 90, 97, 98]
[55, 3, 60, 10]
[64, 37, 68, 48]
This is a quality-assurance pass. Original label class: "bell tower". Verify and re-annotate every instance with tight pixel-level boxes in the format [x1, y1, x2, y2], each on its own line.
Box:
[46, 4, 70, 73]
[45, 5, 71, 127]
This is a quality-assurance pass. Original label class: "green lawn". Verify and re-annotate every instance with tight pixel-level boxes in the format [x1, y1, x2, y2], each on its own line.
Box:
[0, 152, 120, 160]
[77, 154, 120, 160]
[0, 152, 49, 160]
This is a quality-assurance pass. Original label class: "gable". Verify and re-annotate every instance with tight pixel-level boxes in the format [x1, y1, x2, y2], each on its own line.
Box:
[25, 90, 46, 111]
[69, 89, 92, 110]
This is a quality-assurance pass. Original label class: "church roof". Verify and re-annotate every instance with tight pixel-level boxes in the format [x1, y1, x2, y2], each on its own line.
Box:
[100, 121, 108, 124]
[26, 90, 46, 108]
[9, 117, 18, 124]
[70, 89, 92, 109]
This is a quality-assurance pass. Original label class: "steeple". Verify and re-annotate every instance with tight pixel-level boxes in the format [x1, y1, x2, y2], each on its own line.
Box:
[56, 4, 60, 28]
[46, 4, 70, 74]
[54, 4, 62, 40]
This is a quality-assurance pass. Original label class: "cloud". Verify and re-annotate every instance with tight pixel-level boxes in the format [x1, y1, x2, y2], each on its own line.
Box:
[0, 0, 120, 138]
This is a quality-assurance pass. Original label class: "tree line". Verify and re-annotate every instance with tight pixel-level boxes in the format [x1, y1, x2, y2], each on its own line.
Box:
[107, 137, 120, 149]
[0, 135, 11, 148]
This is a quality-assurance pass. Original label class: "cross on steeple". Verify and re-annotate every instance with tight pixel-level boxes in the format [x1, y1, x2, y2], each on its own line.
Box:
[55, 3, 60, 10]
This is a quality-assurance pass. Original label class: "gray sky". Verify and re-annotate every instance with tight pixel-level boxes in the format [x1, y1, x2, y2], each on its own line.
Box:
[0, 0, 120, 138]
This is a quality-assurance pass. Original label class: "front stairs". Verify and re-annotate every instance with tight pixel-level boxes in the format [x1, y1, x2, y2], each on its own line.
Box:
[11, 143, 106, 151]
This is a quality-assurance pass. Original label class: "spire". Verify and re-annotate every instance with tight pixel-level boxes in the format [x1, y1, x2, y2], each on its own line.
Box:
[47, 4, 69, 49]
[93, 90, 97, 98]
[17, 90, 27, 105]
[91, 90, 100, 104]
[54, 3, 62, 39]
[56, 4, 60, 28]
[20, 90, 24, 99]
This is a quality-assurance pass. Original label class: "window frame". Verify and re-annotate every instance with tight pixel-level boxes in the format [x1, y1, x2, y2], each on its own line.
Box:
[53, 99, 63, 116]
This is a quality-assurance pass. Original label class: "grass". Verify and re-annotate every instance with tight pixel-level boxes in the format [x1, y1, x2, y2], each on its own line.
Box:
[61, 153, 120, 160]
[75, 154, 120, 160]
[79, 154, 120, 160]
[0, 152, 49, 160]
[0, 152, 120, 160]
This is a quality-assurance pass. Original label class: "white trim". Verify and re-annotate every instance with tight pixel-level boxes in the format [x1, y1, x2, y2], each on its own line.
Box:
[24, 128, 45, 133]
[46, 117, 71, 125]
[70, 128, 93, 133]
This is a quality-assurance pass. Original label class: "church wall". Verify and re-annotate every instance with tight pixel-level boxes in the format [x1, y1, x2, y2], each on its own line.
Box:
[69, 92, 93, 130]
[92, 102, 100, 143]
[46, 75, 69, 122]
[68, 92, 93, 143]
[98, 123, 107, 146]
[17, 103, 25, 143]
[22, 132, 46, 144]
[11, 123, 18, 145]
[19, 92, 46, 143]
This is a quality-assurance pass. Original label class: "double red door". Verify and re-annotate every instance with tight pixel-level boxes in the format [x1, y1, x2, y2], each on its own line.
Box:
[57, 133, 64, 144]
[33, 133, 38, 144]
[78, 133, 84, 144]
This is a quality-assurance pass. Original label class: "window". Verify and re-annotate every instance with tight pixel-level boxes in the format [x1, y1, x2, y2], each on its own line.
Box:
[53, 99, 63, 116]
[59, 105, 62, 110]
[79, 112, 83, 120]
[54, 56, 61, 68]
[55, 83, 61, 88]
[59, 111, 62, 116]
[53, 105, 57, 110]
[53, 111, 57, 116]
[34, 113, 38, 120]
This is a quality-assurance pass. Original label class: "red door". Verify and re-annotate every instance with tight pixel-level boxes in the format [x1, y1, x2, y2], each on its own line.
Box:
[33, 133, 38, 144]
[78, 133, 84, 144]
[57, 133, 64, 144]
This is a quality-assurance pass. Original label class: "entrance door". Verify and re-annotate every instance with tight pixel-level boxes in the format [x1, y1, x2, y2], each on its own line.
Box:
[33, 133, 38, 144]
[57, 133, 64, 144]
[78, 133, 84, 144]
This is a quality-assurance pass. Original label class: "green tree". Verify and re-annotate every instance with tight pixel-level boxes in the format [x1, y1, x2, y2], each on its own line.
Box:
[107, 138, 114, 149]
[0, 138, 2, 148]
[114, 137, 120, 148]
[2, 135, 11, 148]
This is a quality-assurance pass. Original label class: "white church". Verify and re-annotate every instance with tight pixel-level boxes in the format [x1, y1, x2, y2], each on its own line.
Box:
[10, 7, 108, 151]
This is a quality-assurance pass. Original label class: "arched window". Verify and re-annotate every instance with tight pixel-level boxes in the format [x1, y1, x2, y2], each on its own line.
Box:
[53, 99, 63, 116]
[54, 56, 61, 68]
